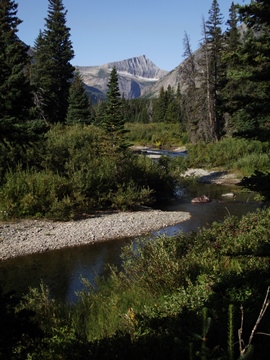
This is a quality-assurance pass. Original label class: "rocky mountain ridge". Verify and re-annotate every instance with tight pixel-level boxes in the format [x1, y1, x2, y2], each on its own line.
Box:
[77, 55, 168, 101]
[79, 24, 249, 101]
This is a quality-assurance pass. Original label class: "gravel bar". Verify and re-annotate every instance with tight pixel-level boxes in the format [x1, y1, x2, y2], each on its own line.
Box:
[0, 210, 190, 261]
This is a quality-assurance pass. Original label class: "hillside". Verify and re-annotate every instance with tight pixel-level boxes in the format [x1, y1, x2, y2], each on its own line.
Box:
[77, 55, 168, 101]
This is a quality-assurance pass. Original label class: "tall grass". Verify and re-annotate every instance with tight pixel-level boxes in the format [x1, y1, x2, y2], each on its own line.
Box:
[125, 122, 185, 147]
[187, 138, 270, 175]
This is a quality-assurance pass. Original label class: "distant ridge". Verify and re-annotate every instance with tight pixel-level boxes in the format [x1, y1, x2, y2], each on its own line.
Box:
[76, 55, 168, 101]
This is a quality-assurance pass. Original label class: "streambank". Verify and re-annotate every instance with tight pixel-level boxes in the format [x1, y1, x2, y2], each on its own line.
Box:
[182, 168, 241, 185]
[0, 210, 191, 261]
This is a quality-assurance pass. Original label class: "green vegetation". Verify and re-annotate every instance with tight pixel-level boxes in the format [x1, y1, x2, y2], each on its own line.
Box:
[1, 0, 270, 358]
[1, 207, 270, 359]
[0, 0, 46, 146]
[0, 124, 176, 220]
[66, 71, 92, 125]
[30, 0, 74, 124]
[186, 138, 270, 176]
[101, 66, 129, 149]
[125, 122, 185, 147]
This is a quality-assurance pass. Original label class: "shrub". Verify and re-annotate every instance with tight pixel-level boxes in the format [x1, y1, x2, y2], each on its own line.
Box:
[125, 122, 183, 147]
[186, 138, 270, 173]
[0, 168, 77, 220]
[0, 124, 178, 219]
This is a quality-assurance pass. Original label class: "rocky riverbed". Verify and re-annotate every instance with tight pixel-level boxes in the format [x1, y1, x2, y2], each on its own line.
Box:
[0, 167, 241, 261]
[0, 210, 191, 261]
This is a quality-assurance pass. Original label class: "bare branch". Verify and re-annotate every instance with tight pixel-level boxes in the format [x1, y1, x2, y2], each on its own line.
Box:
[238, 286, 270, 357]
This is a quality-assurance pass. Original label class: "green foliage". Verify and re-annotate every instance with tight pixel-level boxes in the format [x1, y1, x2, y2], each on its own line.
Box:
[108, 181, 154, 211]
[186, 138, 270, 175]
[240, 171, 270, 201]
[101, 66, 129, 149]
[125, 122, 183, 146]
[66, 71, 91, 125]
[120, 236, 184, 294]
[0, 124, 177, 219]
[16, 282, 83, 360]
[222, 1, 270, 138]
[0, 287, 43, 360]
[30, 0, 74, 124]
[0, 168, 76, 220]
[0, 0, 42, 146]
[2, 206, 270, 358]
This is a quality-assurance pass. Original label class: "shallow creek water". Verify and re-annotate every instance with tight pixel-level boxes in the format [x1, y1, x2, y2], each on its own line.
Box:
[0, 182, 260, 303]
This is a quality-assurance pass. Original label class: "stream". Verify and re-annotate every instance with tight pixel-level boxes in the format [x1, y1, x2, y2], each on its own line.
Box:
[0, 181, 260, 303]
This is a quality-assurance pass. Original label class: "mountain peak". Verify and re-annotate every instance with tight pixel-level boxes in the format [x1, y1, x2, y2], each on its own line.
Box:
[77, 55, 168, 100]
[106, 55, 167, 80]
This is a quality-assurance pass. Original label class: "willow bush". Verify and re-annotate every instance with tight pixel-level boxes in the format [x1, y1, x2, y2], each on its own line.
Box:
[187, 138, 270, 175]
[125, 122, 183, 147]
[0, 124, 177, 220]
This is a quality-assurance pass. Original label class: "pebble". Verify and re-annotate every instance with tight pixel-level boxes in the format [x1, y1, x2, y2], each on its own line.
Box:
[0, 210, 190, 261]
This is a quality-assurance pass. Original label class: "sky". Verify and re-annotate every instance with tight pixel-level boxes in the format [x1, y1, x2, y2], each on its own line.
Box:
[16, 0, 250, 71]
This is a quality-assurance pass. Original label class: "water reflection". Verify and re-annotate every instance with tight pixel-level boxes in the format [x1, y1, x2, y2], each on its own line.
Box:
[0, 238, 132, 303]
[157, 183, 260, 235]
[0, 182, 261, 303]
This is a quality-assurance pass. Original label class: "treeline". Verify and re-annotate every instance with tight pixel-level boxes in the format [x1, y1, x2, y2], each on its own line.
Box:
[120, 0, 270, 144]
[1, 0, 270, 219]
[2, 0, 270, 145]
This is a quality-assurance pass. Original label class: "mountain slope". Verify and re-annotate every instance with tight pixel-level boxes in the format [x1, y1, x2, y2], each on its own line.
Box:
[76, 55, 168, 101]
[141, 49, 202, 98]
[142, 24, 249, 98]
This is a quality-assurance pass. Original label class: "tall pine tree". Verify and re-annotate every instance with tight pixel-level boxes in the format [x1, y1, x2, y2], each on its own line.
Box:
[185, 0, 224, 142]
[221, 1, 242, 135]
[227, 0, 270, 139]
[31, 0, 74, 124]
[103, 67, 128, 149]
[0, 0, 33, 144]
[181, 32, 201, 142]
[66, 71, 91, 125]
[204, 0, 224, 141]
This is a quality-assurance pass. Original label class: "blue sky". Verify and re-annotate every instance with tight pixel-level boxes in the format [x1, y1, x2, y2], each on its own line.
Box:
[17, 0, 249, 71]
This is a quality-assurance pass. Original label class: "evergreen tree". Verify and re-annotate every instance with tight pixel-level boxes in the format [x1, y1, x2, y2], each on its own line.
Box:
[66, 71, 91, 125]
[88, 95, 96, 123]
[0, 0, 33, 144]
[225, 2, 241, 53]
[204, 0, 224, 140]
[182, 31, 196, 90]
[221, 2, 242, 135]
[31, 0, 74, 124]
[164, 86, 180, 124]
[181, 32, 201, 142]
[228, 0, 270, 139]
[103, 67, 128, 149]
[183, 1, 224, 143]
[153, 86, 167, 122]
[239, 0, 270, 30]
[190, 17, 215, 142]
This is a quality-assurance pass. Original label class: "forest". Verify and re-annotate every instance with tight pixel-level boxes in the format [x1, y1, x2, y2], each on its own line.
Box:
[0, 0, 270, 358]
